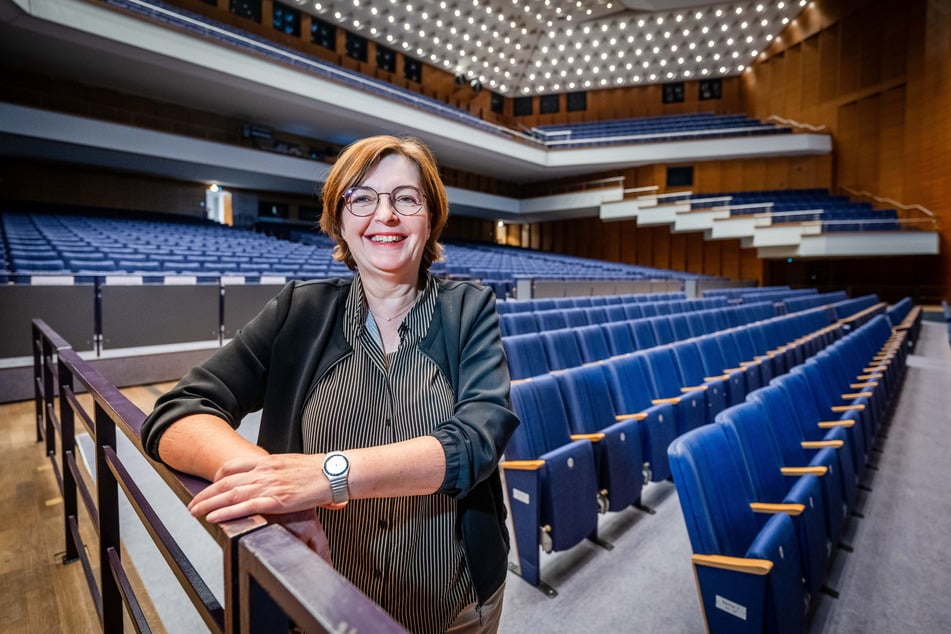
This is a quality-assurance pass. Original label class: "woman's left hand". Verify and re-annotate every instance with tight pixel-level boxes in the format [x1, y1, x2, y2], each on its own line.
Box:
[264, 509, 334, 565]
[187, 453, 331, 523]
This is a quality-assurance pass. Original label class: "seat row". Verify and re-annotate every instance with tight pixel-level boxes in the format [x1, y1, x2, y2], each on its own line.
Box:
[668, 308, 910, 632]
[503, 301, 778, 379]
[499, 296, 731, 337]
[499, 295, 888, 594]
[496, 291, 686, 314]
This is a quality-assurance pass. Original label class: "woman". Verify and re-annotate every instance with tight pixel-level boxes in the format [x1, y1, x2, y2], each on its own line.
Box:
[141, 135, 519, 633]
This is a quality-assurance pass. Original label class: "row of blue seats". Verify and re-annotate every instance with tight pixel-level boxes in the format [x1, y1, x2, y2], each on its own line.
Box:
[502, 302, 777, 375]
[499, 297, 729, 336]
[496, 292, 685, 314]
[503, 295, 881, 381]
[669, 307, 909, 632]
[500, 295, 888, 593]
[781, 291, 849, 314]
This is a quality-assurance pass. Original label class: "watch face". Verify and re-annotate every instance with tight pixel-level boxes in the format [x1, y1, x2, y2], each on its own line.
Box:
[325, 454, 348, 476]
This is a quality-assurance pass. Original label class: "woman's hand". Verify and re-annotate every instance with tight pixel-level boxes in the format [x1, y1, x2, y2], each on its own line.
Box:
[187, 453, 331, 523]
[264, 509, 333, 565]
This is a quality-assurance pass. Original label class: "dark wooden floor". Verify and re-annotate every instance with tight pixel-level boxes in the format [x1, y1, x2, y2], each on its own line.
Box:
[0, 383, 175, 633]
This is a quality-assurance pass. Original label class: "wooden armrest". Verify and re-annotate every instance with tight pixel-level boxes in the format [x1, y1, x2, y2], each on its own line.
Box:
[739, 360, 760, 367]
[842, 392, 873, 399]
[781, 466, 828, 476]
[857, 373, 883, 380]
[510, 378, 533, 386]
[724, 366, 747, 373]
[818, 420, 855, 428]
[850, 382, 879, 389]
[681, 385, 707, 393]
[832, 404, 865, 412]
[864, 364, 888, 372]
[652, 397, 681, 405]
[750, 502, 805, 516]
[616, 412, 648, 421]
[802, 440, 844, 449]
[570, 433, 606, 442]
[706, 375, 731, 381]
[692, 553, 773, 576]
[501, 460, 545, 471]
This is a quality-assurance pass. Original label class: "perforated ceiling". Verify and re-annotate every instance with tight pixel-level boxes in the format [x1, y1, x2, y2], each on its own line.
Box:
[293, 0, 811, 95]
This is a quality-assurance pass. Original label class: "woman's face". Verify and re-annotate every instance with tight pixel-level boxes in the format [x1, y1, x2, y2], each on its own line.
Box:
[340, 153, 431, 285]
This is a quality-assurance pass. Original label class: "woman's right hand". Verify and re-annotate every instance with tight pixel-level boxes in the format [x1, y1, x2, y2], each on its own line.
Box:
[188, 453, 329, 522]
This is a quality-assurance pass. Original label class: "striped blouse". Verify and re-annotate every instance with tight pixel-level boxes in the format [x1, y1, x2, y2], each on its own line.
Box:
[301, 273, 477, 634]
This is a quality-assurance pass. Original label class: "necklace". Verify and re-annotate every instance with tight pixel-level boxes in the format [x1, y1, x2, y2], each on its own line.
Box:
[368, 292, 418, 322]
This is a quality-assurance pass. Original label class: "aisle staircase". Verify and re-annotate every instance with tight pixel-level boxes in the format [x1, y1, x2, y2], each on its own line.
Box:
[600, 188, 940, 258]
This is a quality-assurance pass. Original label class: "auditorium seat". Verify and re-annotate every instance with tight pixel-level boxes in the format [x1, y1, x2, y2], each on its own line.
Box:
[540, 330, 585, 371]
[503, 378, 603, 591]
[669, 423, 807, 634]
[672, 340, 729, 418]
[553, 367, 647, 511]
[716, 401, 830, 604]
[502, 334, 551, 380]
[745, 386, 850, 546]
[641, 346, 707, 436]
[573, 325, 613, 364]
[601, 322, 638, 357]
[601, 353, 677, 482]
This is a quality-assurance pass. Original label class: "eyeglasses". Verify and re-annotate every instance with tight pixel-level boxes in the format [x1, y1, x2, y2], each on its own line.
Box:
[342, 185, 427, 217]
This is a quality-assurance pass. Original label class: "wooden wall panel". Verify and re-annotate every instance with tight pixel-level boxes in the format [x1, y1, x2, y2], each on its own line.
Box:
[634, 226, 653, 268]
[702, 240, 722, 278]
[741, 0, 950, 298]
[720, 240, 741, 281]
[668, 232, 686, 272]
[620, 221, 638, 263]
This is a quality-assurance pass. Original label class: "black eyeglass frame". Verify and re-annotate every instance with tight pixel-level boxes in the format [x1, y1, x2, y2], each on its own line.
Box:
[341, 185, 428, 217]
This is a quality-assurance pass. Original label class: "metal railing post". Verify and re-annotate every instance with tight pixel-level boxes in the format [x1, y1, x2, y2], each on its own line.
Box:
[32, 323, 44, 443]
[59, 360, 80, 564]
[95, 402, 123, 633]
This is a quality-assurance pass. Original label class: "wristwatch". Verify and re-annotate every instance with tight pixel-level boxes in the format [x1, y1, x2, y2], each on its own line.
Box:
[322, 451, 350, 504]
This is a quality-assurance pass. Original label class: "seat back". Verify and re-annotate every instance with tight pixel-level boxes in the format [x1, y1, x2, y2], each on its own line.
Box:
[574, 325, 612, 364]
[601, 322, 637, 356]
[502, 334, 551, 380]
[540, 329, 585, 371]
[506, 377, 574, 460]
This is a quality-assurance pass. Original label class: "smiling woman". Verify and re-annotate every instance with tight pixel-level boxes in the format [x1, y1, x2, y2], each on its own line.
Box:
[140, 136, 519, 634]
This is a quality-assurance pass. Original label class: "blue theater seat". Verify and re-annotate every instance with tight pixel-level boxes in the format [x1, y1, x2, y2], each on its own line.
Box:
[630, 318, 657, 349]
[601, 353, 677, 482]
[540, 330, 585, 371]
[717, 401, 830, 604]
[503, 378, 603, 593]
[648, 315, 676, 345]
[745, 386, 850, 546]
[672, 340, 729, 420]
[669, 424, 806, 634]
[553, 367, 646, 511]
[695, 335, 747, 406]
[502, 334, 551, 380]
[573, 325, 613, 364]
[641, 346, 707, 437]
[600, 321, 637, 356]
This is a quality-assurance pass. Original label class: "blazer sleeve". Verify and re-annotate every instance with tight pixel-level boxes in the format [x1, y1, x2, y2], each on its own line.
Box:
[140, 281, 296, 462]
[431, 285, 520, 498]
